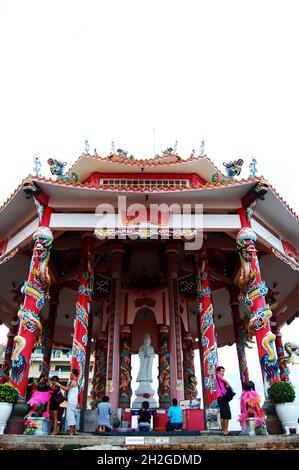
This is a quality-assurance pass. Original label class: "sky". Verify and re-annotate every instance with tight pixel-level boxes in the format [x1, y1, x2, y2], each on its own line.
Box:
[0, 0, 299, 430]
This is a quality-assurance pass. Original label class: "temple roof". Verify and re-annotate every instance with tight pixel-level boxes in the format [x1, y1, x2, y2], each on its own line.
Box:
[67, 152, 220, 181]
[0, 152, 298, 249]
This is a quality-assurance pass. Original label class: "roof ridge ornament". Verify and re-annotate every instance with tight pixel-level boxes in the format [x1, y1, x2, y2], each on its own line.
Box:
[249, 157, 258, 177]
[47, 158, 79, 185]
[200, 140, 205, 156]
[211, 158, 244, 183]
[33, 155, 42, 177]
[84, 139, 90, 154]
[107, 146, 135, 161]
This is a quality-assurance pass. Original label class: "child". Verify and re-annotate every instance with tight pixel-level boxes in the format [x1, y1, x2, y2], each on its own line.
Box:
[27, 374, 52, 418]
[238, 381, 267, 435]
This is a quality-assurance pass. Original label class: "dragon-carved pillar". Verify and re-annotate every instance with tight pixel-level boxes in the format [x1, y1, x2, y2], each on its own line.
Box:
[236, 227, 280, 393]
[229, 286, 249, 389]
[0, 316, 19, 384]
[271, 320, 291, 382]
[90, 334, 108, 408]
[197, 254, 218, 408]
[182, 332, 198, 400]
[119, 325, 132, 409]
[158, 325, 171, 408]
[71, 235, 95, 408]
[10, 226, 53, 398]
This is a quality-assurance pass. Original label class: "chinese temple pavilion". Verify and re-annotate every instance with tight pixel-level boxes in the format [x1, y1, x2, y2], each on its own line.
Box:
[0, 149, 298, 426]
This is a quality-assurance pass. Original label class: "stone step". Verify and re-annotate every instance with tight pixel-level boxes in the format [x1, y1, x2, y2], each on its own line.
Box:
[1, 434, 299, 450]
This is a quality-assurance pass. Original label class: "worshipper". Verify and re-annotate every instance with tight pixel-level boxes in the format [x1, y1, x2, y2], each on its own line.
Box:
[96, 395, 112, 432]
[166, 398, 183, 431]
[137, 400, 151, 431]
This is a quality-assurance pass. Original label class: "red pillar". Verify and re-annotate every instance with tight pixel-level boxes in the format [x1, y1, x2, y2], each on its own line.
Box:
[182, 332, 198, 400]
[90, 334, 108, 408]
[40, 285, 60, 378]
[71, 235, 95, 408]
[119, 325, 132, 409]
[158, 325, 171, 408]
[236, 224, 280, 391]
[271, 320, 290, 382]
[229, 286, 249, 389]
[10, 226, 53, 398]
[82, 311, 93, 409]
[106, 243, 124, 412]
[197, 255, 218, 408]
[165, 243, 184, 401]
[0, 317, 19, 384]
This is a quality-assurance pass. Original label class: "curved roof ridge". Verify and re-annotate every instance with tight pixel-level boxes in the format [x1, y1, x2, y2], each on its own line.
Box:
[66, 152, 221, 173]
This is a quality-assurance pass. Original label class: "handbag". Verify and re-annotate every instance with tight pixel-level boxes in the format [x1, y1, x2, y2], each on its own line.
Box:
[216, 375, 235, 402]
[223, 384, 236, 402]
[59, 400, 68, 408]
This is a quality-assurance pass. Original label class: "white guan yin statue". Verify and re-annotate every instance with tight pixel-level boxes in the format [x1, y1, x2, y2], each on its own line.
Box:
[132, 334, 158, 408]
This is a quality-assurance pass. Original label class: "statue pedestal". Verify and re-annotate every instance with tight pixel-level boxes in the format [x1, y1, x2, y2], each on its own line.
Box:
[132, 381, 158, 408]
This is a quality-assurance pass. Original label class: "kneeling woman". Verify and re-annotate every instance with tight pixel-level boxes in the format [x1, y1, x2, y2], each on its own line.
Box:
[96, 396, 112, 432]
[215, 366, 234, 435]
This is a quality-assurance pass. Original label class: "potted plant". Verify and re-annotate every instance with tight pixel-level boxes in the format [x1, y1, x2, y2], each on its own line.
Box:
[0, 383, 19, 434]
[23, 418, 38, 435]
[268, 381, 299, 435]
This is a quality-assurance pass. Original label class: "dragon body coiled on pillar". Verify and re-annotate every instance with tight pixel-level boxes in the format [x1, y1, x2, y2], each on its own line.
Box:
[247, 305, 273, 343]
[203, 344, 218, 407]
[237, 227, 280, 387]
[72, 337, 86, 392]
[237, 228, 258, 296]
[278, 342, 299, 381]
[237, 228, 273, 341]
[17, 306, 43, 345]
[261, 332, 280, 387]
[11, 335, 27, 385]
[158, 331, 171, 403]
[119, 331, 132, 405]
[90, 348, 107, 408]
[32, 226, 53, 299]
